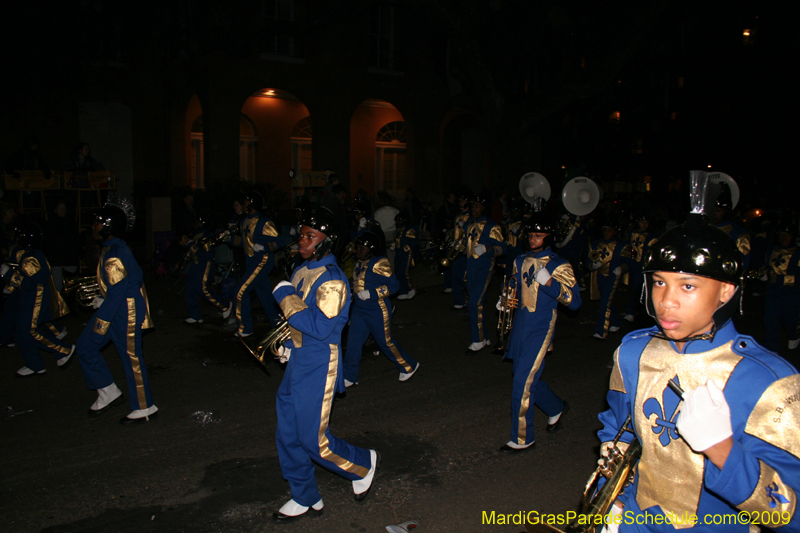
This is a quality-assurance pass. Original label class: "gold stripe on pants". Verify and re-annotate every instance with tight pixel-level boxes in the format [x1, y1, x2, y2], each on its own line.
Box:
[516, 309, 557, 445]
[127, 298, 148, 409]
[377, 298, 411, 372]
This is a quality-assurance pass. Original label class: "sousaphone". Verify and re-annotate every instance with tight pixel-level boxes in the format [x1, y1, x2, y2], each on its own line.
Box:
[708, 172, 739, 209]
[561, 177, 600, 217]
[519, 172, 551, 205]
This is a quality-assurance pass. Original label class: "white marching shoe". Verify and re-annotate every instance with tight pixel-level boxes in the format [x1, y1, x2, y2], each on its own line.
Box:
[396, 289, 416, 300]
[399, 362, 420, 382]
[272, 498, 324, 522]
[89, 383, 124, 416]
[344, 379, 358, 388]
[56, 327, 68, 340]
[353, 449, 380, 501]
[466, 339, 490, 353]
[16, 366, 46, 377]
[222, 302, 233, 319]
[121, 404, 159, 425]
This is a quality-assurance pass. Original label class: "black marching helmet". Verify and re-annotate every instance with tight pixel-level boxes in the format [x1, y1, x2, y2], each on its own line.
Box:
[301, 206, 342, 261]
[14, 218, 43, 249]
[354, 224, 386, 258]
[93, 193, 135, 242]
[776, 214, 796, 236]
[520, 204, 556, 250]
[352, 198, 371, 218]
[473, 189, 491, 211]
[642, 170, 743, 341]
[244, 190, 265, 212]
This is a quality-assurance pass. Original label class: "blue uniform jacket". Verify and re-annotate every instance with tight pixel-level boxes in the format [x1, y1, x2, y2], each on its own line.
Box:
[4, 248, 69, 323]
[233, 212, 283, 270]
[765, 245, 800, 294]
[465, 215, 506, 267]
[599, 321, 800, 531]
[352, 255, 398, 308]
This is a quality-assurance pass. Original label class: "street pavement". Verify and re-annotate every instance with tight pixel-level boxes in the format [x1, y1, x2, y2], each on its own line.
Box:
[1, 266, 795, 533]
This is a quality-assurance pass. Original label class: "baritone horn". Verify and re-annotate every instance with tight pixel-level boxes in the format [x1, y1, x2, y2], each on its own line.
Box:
[63, 276, 101, 311]
[526, 416, 641, 533]
[238, 319, 292, 372]
[495, 275, 518, 354]
[438, 228, 466, 268]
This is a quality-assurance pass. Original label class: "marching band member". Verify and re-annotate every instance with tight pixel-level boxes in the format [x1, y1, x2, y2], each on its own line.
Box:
[502, 196, 527, 277]
[76, 195, 157, 424]
[713, 182, 750, 272]
[500, 211, 581, 452]
[465, 192, 506, 352]
[622, 210, 658, 322]
[761, 216, 800, 352]
[228, 190, 283, 337]
[270, 207, 379, 522]
[587, 219, 628, 340]
[450, 189, 472, 310]
[393, 210, 418, 300]
[556, 212, 590, 292]
[343, 225, 420, 387]
[184, 216, 231, 324]
[598, 171, 800, 532]
[1, 220, 74, 377]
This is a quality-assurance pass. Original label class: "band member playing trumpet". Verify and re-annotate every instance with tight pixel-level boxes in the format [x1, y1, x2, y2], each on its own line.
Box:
[184, 215, 232, 324]
[270, 207, 379, 522]
[228, 190, 283, 337]
[499, 212, 581, 452]
[343, 226, 419, 387]
[587, 218, 629, 340]
[598, 171, 800, 532]
[76, 195, 158, 424]
[1, 219, 74, 377]
[465, 192, 505, 352]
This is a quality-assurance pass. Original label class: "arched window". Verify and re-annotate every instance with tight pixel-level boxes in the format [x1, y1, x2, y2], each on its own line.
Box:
[190, 116, 204, 189]
[291, 116, 312, 177]
[375, 121, 406, 199]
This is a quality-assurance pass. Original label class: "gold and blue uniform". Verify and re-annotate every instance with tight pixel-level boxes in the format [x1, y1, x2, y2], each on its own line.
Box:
[394, 224, 418, 297]
[186, 228, 226, 321]
[715, 219, 751, 272]
[77, 237, 155, 412]
[623, 229, 658, 317]
[465, 215, 506, 343]
[4, 248, 72, 371]
[505, 248, 581, 446]
[763, 244, 800, 352]
[273, 254, 372, 507]
[232, 212, 283, 334]
[343, 255, 418, 383]
[587, 237, 628, 338]
[450, 210, 471, 307]
[600, 320, 800, 531]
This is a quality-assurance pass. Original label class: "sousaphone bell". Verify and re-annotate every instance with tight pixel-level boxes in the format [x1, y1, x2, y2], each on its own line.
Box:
[561, 177, 600, 217]
[519, 172, 551, 205]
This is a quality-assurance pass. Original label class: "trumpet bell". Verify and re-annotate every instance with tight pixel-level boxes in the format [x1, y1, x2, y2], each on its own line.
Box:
[562, 177, 600, 216]
[519, 172, 551, 205]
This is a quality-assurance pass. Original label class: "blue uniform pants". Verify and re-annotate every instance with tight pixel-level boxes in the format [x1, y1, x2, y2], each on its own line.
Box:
[16, 309, 72, 372]
[451, 255, 467, 306]
[466, 260, 494, 343]
[595, 273, 621, 338]
[236, 258, 280, 334]
[343, 301, 418, 383]
[395, 250, 413, 295]
[510, 358, 563, 446]
[623, 266, 644, 316]
[77, 301, 154, 411]
[187, 261, 226, 320]
[276, 351, 371, 506]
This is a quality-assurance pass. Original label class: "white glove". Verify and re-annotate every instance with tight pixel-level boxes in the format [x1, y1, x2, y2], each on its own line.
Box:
[474, 244, 487, 257]
[273, 280, 293, 294]
[357, 290, 370, 301]
[359, 217, 367, 228]
[2, 287, 10, 295]
[534, 267, 551, 285]
[613, 266, 622, 276]
[676, 379, 733, 452]
[389, 243, 396, 252]
[496, 295, 504, 311]
[592, 261, 602, 270]
[0, 264, 9, 276]
[289, 227, 297, 236]
[278, 345, 291, 364]
[92, 297, 105, 309]
[253, 243, 265, 252]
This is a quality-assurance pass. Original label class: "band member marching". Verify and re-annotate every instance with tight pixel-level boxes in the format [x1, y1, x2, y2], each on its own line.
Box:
[761, 216, 800, 353]
[270, 207, 379, 522]
[343, 225, 420, 387]
[587, 218, 629, 340]
[450, 189, 472, 310]
[228, 190, 283, 337]
[184, 216, 232, 324]
[502, 196, 527, 277]
[598, 171, 800, 532]
[622, 210, 658, 322]
[393, 210, 418, 300]
[712, 182, 750, 272]
[1, 220, 74, 377]
[76, 195, 158, 424]
[465, 191, 506, 352]
[499, 211, 581, 452]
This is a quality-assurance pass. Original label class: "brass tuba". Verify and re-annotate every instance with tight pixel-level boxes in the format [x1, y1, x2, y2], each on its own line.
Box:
[239, 319, 292, 370]
[495, 275, 518, 354]
[526, 416, 641, 533]
[438, 229, 466, 268]
[588, 250, 601, 262]
[63, 276, 101, 311]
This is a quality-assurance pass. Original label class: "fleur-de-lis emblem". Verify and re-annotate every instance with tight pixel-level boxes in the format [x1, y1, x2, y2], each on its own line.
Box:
[772, 254, 788, 269]
[470, 227, 479, 241]
[522, 266, 536, 287]
[643, 375, 682, 447]
[599, 247, 611, 261]
[354, 263, 366, 278]
[767, 483, 791, 508]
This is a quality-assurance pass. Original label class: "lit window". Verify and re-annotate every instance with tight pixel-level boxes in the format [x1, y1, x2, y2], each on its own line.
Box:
[609, 111, 621, 124]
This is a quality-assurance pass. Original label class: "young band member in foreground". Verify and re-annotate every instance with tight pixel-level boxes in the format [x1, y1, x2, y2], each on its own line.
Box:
[343, 226, 419, 387]
[598, 171, 799, 532]
[499, 211, 581, 452]
[270, 207, 379, 522]
[77, 195, 158, 424]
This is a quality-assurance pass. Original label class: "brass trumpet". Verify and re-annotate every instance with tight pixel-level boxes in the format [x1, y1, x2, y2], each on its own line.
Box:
[745, 266, 768, 281]
[526, 416, 641, 533]
[239, 319, 292, 370]
[63, 276, 101, 311]
[588, 250, 601, 262]
[340, 241, 356, 263]
[439, 229, 466, 268]
[495, 275, 518, 354]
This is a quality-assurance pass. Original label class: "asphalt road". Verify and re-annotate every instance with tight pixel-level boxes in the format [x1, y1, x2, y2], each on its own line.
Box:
[1, 267, 795, 533]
